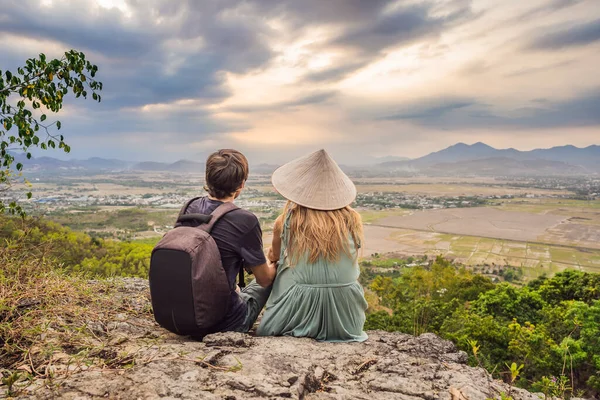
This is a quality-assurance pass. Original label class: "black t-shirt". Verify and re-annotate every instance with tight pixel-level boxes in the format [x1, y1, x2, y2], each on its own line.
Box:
[185, 197, 266, 331]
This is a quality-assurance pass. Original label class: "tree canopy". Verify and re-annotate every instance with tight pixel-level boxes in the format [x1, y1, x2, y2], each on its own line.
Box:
[0, 50, 102, 215]
[365, 257, 600, 397]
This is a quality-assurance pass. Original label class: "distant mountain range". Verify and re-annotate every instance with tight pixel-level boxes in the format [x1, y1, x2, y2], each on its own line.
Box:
[16, 155, 205, 174]
[131, 160, 205, 173]
[13, 154, 132, 172]
[14, 142, 600, 176]
[380, 142, 600, 175]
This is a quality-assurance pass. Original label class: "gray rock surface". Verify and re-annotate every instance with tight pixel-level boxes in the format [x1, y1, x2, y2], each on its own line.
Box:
[15, 279, 540, 400]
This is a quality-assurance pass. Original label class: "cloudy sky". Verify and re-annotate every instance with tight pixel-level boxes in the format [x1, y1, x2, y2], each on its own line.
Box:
[1, 0, 599, 164]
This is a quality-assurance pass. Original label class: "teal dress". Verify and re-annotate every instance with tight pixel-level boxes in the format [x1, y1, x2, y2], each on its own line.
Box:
[257, 214, 368, 342]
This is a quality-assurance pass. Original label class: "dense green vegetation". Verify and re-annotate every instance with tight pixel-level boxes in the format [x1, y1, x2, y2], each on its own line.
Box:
[46, 207, 177, 234]
[365, 256, 600, 398]
[3, 215, 600, 397]
[0, 215, 153, 277]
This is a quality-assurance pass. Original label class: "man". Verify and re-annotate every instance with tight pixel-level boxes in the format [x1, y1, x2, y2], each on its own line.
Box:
[184, 149, 276, 333]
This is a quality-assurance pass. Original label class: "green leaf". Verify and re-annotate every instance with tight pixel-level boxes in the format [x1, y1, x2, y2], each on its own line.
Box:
[27, 192, 32, 199]
[0, 50, 102, 217]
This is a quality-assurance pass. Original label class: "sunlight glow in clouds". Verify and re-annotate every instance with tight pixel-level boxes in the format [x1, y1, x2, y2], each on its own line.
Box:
[42, 0, 131, 16]
[95, 0, 131, 17]
[1, 0, 599, 163]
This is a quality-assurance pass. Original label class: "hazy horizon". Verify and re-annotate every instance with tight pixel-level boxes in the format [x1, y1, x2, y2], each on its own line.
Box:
[1, 0, 599, 164]
[12, 140, 599, 166]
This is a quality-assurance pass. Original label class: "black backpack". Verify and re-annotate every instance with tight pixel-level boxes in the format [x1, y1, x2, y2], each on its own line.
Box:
[149, 198, 240, 336]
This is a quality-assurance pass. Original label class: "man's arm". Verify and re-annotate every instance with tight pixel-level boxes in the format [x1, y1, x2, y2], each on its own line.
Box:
[252, 215, 284, 288]
[240, 217, 275, 288]
[250, 261, 277, 287]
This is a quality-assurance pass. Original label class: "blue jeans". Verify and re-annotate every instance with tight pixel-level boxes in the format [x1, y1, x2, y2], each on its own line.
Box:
[233, 279, 272, 333]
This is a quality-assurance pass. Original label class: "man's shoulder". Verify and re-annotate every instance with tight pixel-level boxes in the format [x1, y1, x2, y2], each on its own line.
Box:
[185, 196, 209, 213]
[225, 207, 260, 227]
[185, 197, 260, 230]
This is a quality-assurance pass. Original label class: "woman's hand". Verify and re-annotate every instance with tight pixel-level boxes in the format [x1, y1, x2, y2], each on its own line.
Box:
[268, 259, 278, 270]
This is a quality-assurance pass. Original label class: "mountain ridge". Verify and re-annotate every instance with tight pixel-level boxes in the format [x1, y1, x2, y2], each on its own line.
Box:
[380, 142, 600, 174]
[14, 142, 600, 175]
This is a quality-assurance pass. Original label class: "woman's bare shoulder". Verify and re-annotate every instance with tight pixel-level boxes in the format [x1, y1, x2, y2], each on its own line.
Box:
[273, 214, 285, 231]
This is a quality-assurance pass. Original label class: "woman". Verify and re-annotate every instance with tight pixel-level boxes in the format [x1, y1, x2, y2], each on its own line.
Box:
[257, 149, 368, 342]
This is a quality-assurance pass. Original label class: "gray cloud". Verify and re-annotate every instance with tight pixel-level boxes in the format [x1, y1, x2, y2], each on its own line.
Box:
[381, 98, 476, 120]
[380, 91, 600, 129]
[0, 0, 273, 111]
[0, 0, 156, 57]
[227, 91, 337, 113]
[249, 0, 477, 80]
[529, 18, 600, 50]
[287, 92, 337, 107]
[242, 0, 391, 26]
[303, 61, 371, 83]
[0, 0, 479, 111]
[0, 0, 476, 112]
[332, 2, 475, 56]
[461, 0, 586, 49]
[0, 0, 598, 163]
[503, 59, 575, 77]
[514, 0, 585, 22]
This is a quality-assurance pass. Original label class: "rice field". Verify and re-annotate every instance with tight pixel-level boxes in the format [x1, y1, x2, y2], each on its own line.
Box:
[373, 202, 600, 250]
[361, 226, 600, 276]
[361, 198, 600, 276]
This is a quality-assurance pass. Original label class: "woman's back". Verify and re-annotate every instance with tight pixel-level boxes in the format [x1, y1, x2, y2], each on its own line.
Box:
[257, 213, 368, 342]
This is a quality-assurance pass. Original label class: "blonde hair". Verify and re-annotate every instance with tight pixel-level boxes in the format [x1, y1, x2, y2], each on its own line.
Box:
[281, 201, 363, 265]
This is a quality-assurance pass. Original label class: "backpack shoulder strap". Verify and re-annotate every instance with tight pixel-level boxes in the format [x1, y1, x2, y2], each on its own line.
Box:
[200, 201, 245, 288]
[178, 196, 202, 219]
[200, 202, 239, 233]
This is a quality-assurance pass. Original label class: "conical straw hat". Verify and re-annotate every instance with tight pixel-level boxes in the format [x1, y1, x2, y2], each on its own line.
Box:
[271, 149, 357, 210]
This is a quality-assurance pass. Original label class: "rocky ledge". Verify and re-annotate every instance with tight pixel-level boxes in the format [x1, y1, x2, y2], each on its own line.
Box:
[15, 279, 539, 400]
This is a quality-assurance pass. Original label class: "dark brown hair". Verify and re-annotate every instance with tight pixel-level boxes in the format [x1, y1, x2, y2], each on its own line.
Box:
[204, 149, 249, 199]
